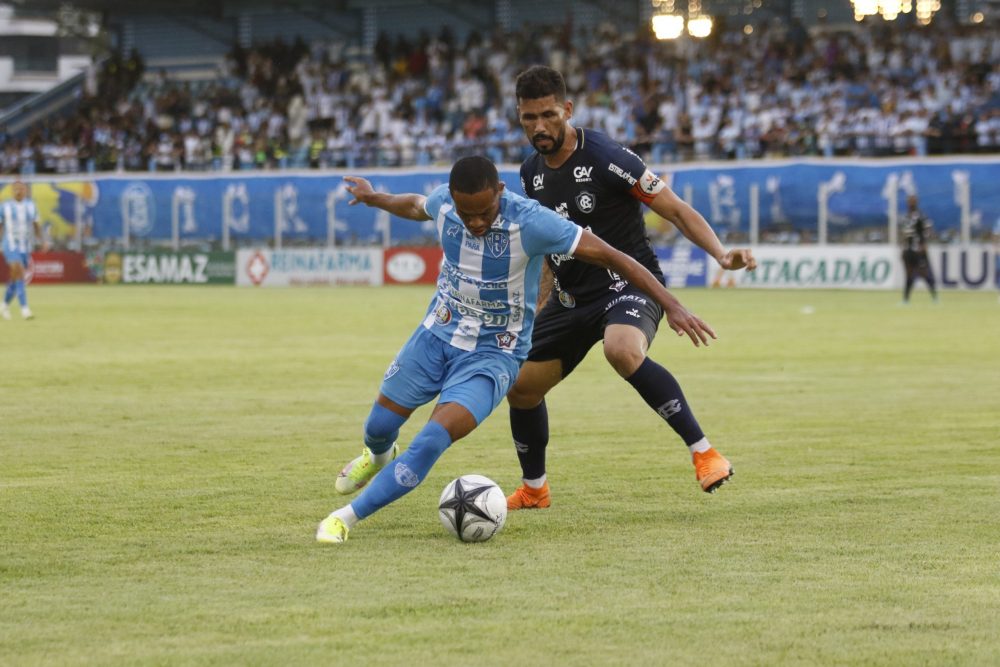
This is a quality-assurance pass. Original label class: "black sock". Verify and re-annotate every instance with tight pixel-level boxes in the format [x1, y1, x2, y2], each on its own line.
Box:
[510, 400, 548, 480]
[626, 358, 705, 446]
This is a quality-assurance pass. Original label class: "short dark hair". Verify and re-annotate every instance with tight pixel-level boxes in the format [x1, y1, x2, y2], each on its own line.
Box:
[515, 65, 566, 102]
[449, 156, 500, 195]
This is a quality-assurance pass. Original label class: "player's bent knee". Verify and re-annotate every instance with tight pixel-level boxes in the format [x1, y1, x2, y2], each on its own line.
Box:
[602, 343, 645, 378]
[506, 382, 544, 410]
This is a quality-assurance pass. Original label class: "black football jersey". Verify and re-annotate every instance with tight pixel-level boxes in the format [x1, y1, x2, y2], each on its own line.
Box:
[520, 128, 665, 303]
[903, 212, 931, 252]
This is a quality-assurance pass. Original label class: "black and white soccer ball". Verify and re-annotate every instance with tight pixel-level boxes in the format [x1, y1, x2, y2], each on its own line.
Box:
[438, 474, 507, 542]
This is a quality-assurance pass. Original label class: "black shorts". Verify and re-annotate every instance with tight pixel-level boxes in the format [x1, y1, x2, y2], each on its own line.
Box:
[527, 286, 663, 376]
[903, 249, 932, 277]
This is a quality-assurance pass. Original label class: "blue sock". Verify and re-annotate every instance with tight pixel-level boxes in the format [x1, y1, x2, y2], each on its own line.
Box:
[4, 282, 14, 304]
[351, 421, 452, 519]
[14, 280, 26, 307]
[363, 402, 407, 454]
[626, 357, 705, 446]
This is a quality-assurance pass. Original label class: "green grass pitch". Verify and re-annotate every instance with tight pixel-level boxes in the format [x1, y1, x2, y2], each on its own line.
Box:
[2, 285, 999, 665]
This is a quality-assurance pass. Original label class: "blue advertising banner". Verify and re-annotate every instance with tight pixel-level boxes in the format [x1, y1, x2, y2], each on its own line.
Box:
[26, 159, 1000, 245]
[655, 245, 709, 287]
[665, 159, 1000, 238]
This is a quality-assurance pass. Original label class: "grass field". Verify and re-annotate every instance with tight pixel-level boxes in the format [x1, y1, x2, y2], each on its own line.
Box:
[2, 285, 999, 666]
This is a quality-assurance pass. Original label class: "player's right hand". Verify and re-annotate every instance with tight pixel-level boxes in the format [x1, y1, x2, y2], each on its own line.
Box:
[344, 176, 374, 206]
[664, 301, 717, 348]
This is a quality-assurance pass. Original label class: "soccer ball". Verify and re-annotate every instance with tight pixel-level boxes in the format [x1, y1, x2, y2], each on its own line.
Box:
[438, 474, 507, 542]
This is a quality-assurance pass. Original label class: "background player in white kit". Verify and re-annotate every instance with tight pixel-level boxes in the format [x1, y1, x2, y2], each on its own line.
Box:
[1, 180, 42, 321]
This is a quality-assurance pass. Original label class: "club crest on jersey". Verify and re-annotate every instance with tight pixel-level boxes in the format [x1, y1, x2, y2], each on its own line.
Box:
[575, 191, 596, 213]
[486, 230, 509, 258]
[573, 166, 593, 182]
[434, 303, 452, 325]
[533, 174, 545, 190]
[495, 331, 518, 350]
[558, 290, 576, 308]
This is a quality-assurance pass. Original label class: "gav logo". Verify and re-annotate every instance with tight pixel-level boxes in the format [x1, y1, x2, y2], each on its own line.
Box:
[532, 174, 545, 190]
[573, 166, 593, 182]
[486, 230, 509, 258]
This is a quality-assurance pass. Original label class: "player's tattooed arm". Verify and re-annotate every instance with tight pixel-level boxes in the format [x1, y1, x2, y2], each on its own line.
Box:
[648, 184, 756, 272]
[344, 176, 432, 221]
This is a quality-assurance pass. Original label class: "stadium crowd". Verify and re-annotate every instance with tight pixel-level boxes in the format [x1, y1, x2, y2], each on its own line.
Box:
[3, 17, 1000, 174]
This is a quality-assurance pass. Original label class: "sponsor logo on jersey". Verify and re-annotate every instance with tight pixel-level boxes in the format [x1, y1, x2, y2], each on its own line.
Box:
[495, 331, 518, 350]
[608, 280, 628, 292]
[608, 163, 637, 186]
[446, 224, 462, 237]
[558, 290, 576, 308]
[384, 359, 400, 379]
[486, 230, 509, 258]
[394, 462, 420, 488]
[464, 235, 481, 251]
[554, 202, 570, 219]
[533, 174, 545, 190]
[625, 308, 640, 318]
[573, 166, 593, 182]
[575, 191, 596, 213]
[435, 303, 452, 325]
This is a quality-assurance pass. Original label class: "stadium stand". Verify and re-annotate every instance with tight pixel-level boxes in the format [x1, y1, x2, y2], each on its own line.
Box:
[2, 1, 999, 174]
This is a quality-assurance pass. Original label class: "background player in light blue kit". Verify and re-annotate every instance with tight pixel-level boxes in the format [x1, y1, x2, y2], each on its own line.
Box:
[1, 180, 42, 321]
[316, 156, 716, 544]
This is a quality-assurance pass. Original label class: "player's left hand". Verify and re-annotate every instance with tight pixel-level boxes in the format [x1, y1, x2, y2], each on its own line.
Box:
[719, 248, 757, 271]
[664, 301, 717, 348]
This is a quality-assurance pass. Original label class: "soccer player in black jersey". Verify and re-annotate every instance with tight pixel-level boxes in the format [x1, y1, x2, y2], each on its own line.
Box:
[505, 66, 757, 508]
[901, 194, 938, 303]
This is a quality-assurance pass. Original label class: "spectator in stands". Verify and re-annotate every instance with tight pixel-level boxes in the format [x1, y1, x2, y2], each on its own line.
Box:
[4, 20, 1000, 174]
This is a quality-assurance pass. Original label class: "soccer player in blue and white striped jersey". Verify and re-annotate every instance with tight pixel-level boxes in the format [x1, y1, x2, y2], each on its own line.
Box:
[1, 180, 41, 320]
[317, 156, 715, 544]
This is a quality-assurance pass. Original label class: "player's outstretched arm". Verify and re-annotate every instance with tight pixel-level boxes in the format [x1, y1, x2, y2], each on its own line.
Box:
[344, 176, 431, 221]
[649, 186, 757, 272]
[573, 230, 716, 347]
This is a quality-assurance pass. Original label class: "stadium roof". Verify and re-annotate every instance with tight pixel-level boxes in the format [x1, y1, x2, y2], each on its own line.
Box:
[12, 0, 355, 15]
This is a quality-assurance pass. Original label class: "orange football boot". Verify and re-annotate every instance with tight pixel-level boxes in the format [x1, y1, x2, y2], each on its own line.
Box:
[693, 448, 734, 493]
[506, 481, 551, 510]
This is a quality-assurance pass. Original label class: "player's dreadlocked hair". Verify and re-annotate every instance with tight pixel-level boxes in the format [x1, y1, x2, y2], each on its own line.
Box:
[449, 156, 500, 194]
[515, 65, 566, 102]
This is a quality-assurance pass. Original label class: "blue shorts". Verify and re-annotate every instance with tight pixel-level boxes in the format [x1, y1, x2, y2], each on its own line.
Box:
[380, 326, 522, 425]
[2, 248, 29, 266]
